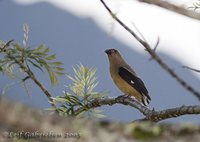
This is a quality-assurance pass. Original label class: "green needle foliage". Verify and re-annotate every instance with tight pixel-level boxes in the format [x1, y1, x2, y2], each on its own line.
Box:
[52, 64, 106, 119]
[1, 24, 105, 118]
[0, 24, 65, 86]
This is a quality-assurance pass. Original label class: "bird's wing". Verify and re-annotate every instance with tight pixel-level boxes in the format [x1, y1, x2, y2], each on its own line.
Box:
[118, 67, 151, 101]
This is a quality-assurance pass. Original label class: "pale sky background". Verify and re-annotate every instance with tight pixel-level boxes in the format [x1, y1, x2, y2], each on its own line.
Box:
[14, 0, 200, 78]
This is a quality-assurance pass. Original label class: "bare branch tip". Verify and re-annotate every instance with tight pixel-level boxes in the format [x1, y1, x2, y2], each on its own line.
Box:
[182, 65, 200, 73]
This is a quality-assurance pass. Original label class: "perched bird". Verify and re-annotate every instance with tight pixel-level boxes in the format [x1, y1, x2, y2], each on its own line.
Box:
[105, 49, 151, 106]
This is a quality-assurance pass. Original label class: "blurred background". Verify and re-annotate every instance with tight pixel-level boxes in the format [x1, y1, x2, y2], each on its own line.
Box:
[0, 0, 200, 122]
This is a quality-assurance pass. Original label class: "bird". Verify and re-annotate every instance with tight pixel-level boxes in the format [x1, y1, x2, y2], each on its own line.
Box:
[105, 48, 151, 106]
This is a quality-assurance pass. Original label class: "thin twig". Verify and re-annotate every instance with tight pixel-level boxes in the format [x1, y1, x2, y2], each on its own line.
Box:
[138, 0, 200, 21]
[74, 95, 200, 122]
[188, 0, 200, 11]
[153, 36, 160, 52]
[22, 76, 32, 97]
[0, 40, 14, 52]
[131, 22, 147, 42]
[149, 36, 160, 61]
[22, 76, 31, 82]
[100, 0, 200, 101]
[183, 66, 200, 73]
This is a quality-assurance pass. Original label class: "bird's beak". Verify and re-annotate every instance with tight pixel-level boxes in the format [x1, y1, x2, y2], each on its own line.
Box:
[105, 49, 110, 54]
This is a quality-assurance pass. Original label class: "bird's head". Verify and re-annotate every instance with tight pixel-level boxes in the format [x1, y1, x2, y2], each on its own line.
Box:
[105, 49, 124, 64]
[105, 48, 120, 56]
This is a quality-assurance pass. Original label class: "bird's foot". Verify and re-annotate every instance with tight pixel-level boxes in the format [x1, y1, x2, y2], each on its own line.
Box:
[124, 94, 130, 98]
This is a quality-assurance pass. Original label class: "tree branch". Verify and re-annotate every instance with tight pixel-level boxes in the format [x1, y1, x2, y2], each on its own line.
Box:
[74, 95, 200, 122]
[74, 95, 152, 116]
[145, 105, 200, 122]
[138, 0, 200, 21]
[0, 40, 57, 109]
[7, 54, 56, 109]
[100, 0, 200, 101]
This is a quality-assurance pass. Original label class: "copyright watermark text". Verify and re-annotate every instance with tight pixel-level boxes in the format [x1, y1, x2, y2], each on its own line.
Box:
[3, 131, 80, 139]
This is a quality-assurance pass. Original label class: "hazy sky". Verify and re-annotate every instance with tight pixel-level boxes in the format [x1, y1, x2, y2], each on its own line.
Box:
[14, 0, 200, 79]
